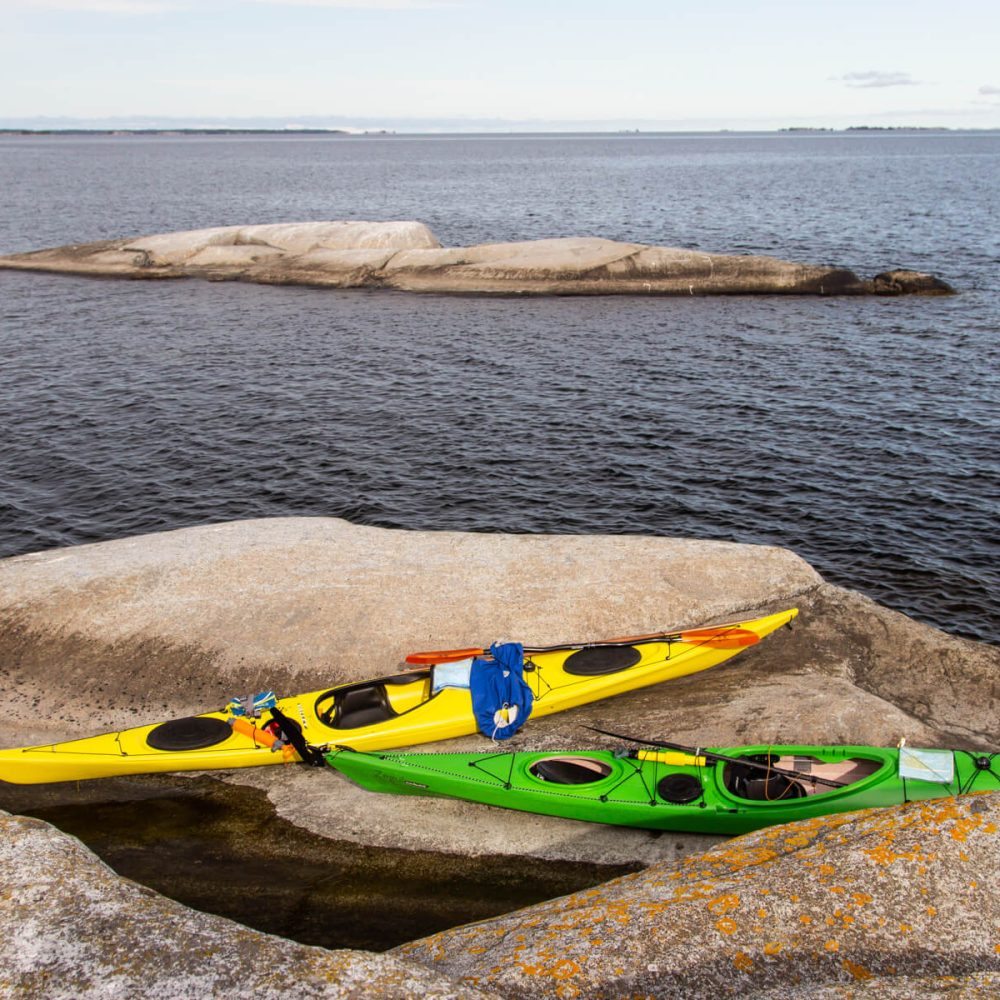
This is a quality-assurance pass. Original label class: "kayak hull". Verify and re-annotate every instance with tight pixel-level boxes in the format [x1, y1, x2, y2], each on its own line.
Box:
[325, 743, 1000, 836]
[0, 608, 796, 785]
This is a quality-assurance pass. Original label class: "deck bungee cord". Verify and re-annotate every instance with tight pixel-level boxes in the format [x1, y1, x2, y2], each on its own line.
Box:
[584, 726, 851, 791]
[325, 734, 999, 837]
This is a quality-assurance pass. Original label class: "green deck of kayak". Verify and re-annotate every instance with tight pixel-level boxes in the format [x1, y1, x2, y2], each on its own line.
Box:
[325, 744, 999, 836]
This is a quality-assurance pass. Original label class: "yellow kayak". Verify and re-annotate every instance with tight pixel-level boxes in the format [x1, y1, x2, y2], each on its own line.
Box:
[0, 608, 797, 784]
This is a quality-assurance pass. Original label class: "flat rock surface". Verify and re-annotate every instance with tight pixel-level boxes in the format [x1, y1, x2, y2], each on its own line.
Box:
[0, 810, 497, 1000]
[395, 792, 1000, 998]
[2, 517, 997, 867]
[0, 221, 953, 295]
[2, 518, 998, 998]
[0, 516, 822, 745]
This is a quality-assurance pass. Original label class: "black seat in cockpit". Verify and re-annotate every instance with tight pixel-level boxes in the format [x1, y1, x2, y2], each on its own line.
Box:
[726, 757, 806, 801]
[736, 774, 805, 800]
[332, 683, 395, 729]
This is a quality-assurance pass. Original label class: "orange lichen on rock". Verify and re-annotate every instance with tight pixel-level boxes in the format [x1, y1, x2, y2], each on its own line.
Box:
[707, 893, 742, 915]
[842, 958, 875, 981]
[394, 792, 1000, 999]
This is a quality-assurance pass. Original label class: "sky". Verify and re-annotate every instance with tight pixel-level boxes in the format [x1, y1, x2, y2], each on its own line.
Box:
[1, 0, 998, 131]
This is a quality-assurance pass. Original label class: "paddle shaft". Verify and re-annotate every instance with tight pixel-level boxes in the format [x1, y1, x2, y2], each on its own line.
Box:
[405, 625, 759, 664]
[585, 726, 850, 790]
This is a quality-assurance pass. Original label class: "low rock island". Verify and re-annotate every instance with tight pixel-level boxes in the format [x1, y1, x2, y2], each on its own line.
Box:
[1, 519, 997, 996]
[0, 220, 953, 295]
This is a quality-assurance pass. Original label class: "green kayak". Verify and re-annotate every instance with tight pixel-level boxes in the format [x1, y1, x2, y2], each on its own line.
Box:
[325, 740, 1000, 836]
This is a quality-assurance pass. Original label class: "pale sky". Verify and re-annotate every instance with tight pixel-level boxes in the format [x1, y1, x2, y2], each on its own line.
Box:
[2, 0, 998, 130]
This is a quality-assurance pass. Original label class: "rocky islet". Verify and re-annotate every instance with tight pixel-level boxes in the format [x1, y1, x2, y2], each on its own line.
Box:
[0, 220, 954, 296]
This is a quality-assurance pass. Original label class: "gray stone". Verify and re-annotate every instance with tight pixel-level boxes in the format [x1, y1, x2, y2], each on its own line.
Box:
[0, 517, 821, 746]
[872, 269, 956, 295]
[0, 222, 953, 295]
[2, 518, 998, 998]
[0, 810, 497, 999]
[394, 792, 1000, 998]
[753, 971, 1000, 998]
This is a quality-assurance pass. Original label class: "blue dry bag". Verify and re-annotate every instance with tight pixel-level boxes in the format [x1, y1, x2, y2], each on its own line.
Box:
[469, 642, 534, 740]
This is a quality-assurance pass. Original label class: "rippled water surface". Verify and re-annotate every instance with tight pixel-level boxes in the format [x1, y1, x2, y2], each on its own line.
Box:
[1, 132, 998, 642]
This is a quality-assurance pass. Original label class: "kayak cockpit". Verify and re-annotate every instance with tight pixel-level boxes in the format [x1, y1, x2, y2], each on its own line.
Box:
[722, 753, 885, 801]
[529, 756, 614, 784]
[146, 716, 235, 751]
[316, 670, 431, 730]
[559, 645, 644, 676]
[725, 762, 807, 801]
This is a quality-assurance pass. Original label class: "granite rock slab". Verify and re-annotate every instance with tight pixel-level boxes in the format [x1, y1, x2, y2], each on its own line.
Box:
[1, 517, 996, 869]
[395, 792, 1000, 998]
[0, 221, 953, 295]
[2, 519, 998, 998]
[0, 810, 497, 1000]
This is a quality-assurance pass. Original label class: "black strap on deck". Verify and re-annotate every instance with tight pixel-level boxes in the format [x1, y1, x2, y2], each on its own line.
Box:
[269, 706, 326, 767]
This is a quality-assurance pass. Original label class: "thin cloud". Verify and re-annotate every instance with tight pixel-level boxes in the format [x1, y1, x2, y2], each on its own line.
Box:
[979, 85, 1000, 95]
[0, 0, 461, 9]
[836, 71, 923, 89]
[0, 0, 189, 10]
[244, 0, 464, 7]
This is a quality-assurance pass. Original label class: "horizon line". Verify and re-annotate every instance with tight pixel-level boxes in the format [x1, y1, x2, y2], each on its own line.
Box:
[4, 124, 999, 136]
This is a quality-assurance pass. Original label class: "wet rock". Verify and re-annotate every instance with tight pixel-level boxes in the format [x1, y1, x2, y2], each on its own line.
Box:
[0, 810, 498, 1000]
[0, 222, 952, 295]
[872, 269, 955, 295]
[0, 775, 637, 955]
[395, 792, 1000, 998]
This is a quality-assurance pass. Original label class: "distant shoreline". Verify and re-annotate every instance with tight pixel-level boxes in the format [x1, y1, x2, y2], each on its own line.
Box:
[1, 125, 992, 138]
[0, 128, 355, 137]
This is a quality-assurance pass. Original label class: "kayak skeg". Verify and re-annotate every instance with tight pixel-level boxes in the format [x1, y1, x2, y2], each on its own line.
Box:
[0, 608, 796, 785]
[324, 741, 1000, 837]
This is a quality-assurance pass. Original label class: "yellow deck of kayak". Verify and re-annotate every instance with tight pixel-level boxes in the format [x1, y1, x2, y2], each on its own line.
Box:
[0, 608, 796, 784]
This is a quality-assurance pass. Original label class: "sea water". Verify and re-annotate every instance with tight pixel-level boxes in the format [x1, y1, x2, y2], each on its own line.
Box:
[1, 131, 998, 642]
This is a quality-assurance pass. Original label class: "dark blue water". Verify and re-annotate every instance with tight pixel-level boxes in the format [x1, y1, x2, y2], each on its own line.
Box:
[1, 133, 998, 643]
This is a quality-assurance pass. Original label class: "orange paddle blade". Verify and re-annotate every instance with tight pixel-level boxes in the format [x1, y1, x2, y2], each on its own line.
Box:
[593, 626, 760, 647]
[405, 647, 485, 665]
[675, 627, 760, 648]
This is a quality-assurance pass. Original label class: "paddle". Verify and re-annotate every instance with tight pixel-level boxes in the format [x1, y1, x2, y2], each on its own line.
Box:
[404, 625, 760, 665]
[584, 726, 850, 790]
